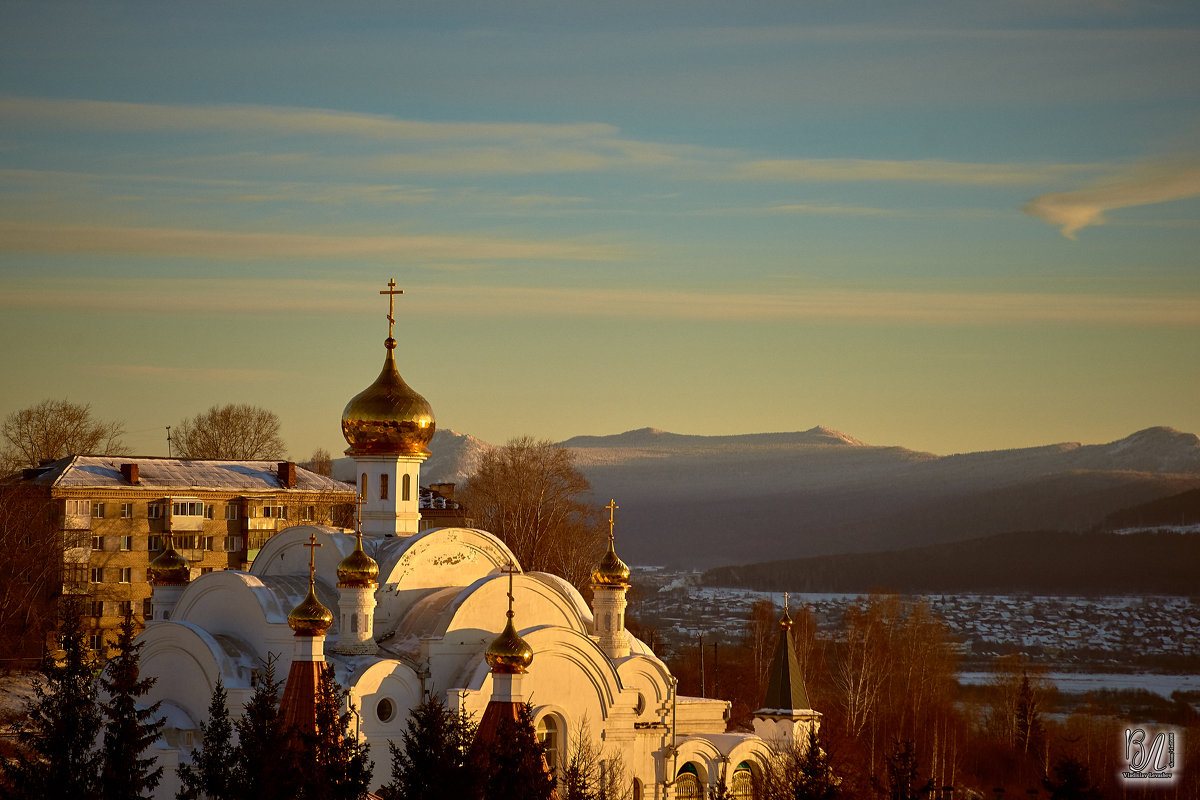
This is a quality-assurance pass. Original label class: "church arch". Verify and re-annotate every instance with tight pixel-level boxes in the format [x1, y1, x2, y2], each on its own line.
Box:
[674, 763, 704, 798]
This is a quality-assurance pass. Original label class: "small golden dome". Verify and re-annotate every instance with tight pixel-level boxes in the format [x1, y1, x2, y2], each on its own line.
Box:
[148, 546, 191, 586]
[288, 584, 334, 637]
[337, 540, 379, 588]
[486, 617, 534, 674]
[341, 338, 435, 456]
[592, 540, 630, 587]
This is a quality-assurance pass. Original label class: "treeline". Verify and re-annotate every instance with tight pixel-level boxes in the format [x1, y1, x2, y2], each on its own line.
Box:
[702, 530, 1200, 595]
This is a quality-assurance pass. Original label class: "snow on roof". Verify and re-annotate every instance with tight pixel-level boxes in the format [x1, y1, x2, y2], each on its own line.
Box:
[33, 455, 354, 493]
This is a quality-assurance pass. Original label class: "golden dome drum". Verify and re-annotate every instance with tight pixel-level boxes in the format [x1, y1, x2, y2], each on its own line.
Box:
[337, 542, 380, 588]
[342, 339, 435, 456]
[485, 618, 534, 674]
[288, 585, 334, 637]
[592, 542, 630, 587]
[148, 546, 191, 586]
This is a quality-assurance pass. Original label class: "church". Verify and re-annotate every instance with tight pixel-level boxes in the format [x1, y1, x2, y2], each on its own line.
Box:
[137, 282, 820, 799]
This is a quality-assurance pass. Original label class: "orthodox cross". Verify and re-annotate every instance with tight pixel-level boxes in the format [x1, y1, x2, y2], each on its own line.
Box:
[379, 278, 404, 339]
[353, 494, 368, 541]
[303, 531, 322, 586]
[783, 591, 789, 615]
[501, 560, 519, 619]
[605, 499, 619, 543]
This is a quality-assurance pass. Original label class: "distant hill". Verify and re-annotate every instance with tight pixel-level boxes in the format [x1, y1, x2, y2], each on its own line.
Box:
[360, 424, 1200, 570]
[700, 530, 1200, 595]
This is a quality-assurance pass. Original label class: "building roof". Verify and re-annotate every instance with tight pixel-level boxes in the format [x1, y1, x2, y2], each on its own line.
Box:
[758, 612, 812, 713]
[21, 455, 353, 494]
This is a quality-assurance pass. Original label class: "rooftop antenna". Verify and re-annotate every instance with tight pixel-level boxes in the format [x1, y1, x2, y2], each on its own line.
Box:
[166, 426, 172, 458]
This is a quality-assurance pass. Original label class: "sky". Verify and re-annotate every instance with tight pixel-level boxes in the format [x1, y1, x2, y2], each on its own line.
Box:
[1, 0, 1198, 460]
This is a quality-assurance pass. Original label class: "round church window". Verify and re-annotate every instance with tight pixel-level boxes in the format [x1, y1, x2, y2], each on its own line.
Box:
[376, 698, 395, 723]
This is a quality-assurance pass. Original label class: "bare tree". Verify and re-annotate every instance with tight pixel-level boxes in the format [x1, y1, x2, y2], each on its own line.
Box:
[459, 436, 605, 588]
[1, 399, 127, 474]
[0, 484, 62, 667]
[303, 447, 333, 477]
[174, 404, 287, 460]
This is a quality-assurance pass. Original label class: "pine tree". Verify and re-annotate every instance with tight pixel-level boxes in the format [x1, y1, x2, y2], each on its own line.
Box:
[300, 664, 373, 800]
[379, 693, 479, 800]
[793, 726, 840, 800]
[0, 597, 102, 800]
[99, 611, 165, 800]
[176, 676, 235, 800]
[479, 703, 556, 800]
[1042, 756, 1103, 800]
[230, 655, 300, 800]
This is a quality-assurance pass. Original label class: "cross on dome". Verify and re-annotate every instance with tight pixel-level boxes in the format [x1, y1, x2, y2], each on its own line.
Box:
[379, 278, 404, 340]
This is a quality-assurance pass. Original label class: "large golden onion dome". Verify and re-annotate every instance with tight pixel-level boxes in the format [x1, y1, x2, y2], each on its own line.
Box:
[288, 584, 334, 637]
[592, 539, 630, 587]
[486, 616, 534, 674]
[341, 337, 435, 456]
[337, 538, 379, 588]
[148, 541, 191, 586]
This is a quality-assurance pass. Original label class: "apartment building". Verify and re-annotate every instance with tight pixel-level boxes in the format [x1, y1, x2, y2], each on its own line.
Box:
[8, 455, 356, 656]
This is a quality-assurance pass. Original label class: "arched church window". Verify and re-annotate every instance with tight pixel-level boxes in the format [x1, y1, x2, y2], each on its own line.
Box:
[360, 473, 368, 500]
[535, 715, 559, 777]
[402, 473, 411, 502]
[376, 698, 395, 723]
[380, 474, 389, 500]
[730, 762, 754, 799]
[674, 764, 701, 799]
[631, 778, 642, 800]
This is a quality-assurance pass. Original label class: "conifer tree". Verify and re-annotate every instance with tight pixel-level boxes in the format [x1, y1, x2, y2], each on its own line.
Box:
[0, 597, 102, 800]
[300, 664, 373, 800]
[379, 693, 479, 800]
[99, 611, 165, 800]
[176, 676, 235, 800]
[230, 655, 300, 800]
[792, 726, 840, 800]
[479, 703, 555, 800]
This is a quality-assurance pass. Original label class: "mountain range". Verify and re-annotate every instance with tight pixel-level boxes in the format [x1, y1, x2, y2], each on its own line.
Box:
[391, 425, 1200, 569]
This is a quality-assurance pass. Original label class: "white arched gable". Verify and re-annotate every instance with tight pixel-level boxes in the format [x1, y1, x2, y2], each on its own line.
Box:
[169, 570, 333, 661]
[250, 525, 353, 580]
[139, 621, 257, 726]
[440, 572, 588, 643]
[616, 655, 674, 724]
[371, 528, 519, 627]
[348, 658, 424, 745]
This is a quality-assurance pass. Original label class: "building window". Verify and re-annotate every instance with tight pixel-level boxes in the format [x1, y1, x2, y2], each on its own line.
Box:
[536, 716, 559, 777]
[177, 534, 197, 549]
[92, 535, 104, 551]
[262, 503, 286, 519]
[402, 474, 411, 502]
[228, 535, 243, 552]
[361, 473, 368, 499]
[380, 474, 389, 500]
[300, 505, 315, 522]
[89, 633, 103, 651]
[148, 535, 163, 552]
[121, 503, 133, 519]
[90, 568, 103, 583]
[142, 598, 153, 618]
[148, 503, 163, 519]
[118, 600, 132, 616]
[225, 504, 239, 521]
[120, 535, 132, 551]
[202, 536, 215, 551]
[204, 504, 215, 519]
[90, 600, 104, 617]
[200, 567, 214, 575]
[118, 568, 132, 584]
[92, 502, 105, 518]
[173, 501, 204, 517]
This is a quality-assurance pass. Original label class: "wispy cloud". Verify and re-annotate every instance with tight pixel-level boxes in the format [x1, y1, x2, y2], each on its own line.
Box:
[764, 203, 896, 217]
[1023, 162, 1200, 238]
[3, 277, 1194, 327]
[737, 158, 1094, 185]
[0, 222, 621, 262]
[86, 364, 283, 382]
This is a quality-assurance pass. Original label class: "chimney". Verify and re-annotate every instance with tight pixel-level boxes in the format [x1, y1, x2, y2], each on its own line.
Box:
[277, 461, 297, 489]
[120, 463, 140, 485]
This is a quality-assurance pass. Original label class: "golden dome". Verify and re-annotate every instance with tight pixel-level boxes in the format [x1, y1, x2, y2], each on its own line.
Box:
[148, 544, 190, 586]
[341, 338, 435, 456]
[337, 538, 379, 588]
[592, 539, 630, 587]
[288, 584, 334, 637]
[486, 616, 534, 674]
